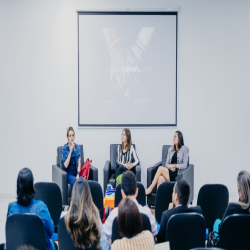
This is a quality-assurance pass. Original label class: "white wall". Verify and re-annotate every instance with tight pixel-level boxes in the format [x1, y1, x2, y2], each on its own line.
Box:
[0, 0, 250, 197]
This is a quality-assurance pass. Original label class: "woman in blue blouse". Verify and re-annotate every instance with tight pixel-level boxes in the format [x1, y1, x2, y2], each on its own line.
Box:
[62, 127, 82, 186]
[8, 168, 56, 250]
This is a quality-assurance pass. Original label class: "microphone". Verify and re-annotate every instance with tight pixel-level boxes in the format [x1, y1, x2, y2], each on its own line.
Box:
[71, 141, 75, 151]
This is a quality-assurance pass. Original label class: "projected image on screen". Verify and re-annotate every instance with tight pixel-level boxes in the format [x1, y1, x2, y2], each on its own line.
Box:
[78, 12, 177, 126]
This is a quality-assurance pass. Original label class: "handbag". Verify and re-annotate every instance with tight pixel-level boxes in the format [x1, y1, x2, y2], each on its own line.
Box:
[80, 159, 92, 180]
[207, 231, 220, 247]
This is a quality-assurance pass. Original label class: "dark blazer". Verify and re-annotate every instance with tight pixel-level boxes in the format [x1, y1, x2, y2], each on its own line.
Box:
[157, 205, 202, 243]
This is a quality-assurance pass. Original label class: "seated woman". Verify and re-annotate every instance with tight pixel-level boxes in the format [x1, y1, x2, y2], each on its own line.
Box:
[146, 131, 189, 195]
[111, 198, 154, 249]
[62, 127, 82, 186]
[8, 168, 56, 250]
[116, 128, 139, 184]
[214, 171, 250, 233]
[65, 178, 110, 250]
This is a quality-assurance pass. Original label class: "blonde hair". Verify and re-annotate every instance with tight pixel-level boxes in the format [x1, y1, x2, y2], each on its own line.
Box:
[237, 171, 250, 212]
[65, 179, 100, 249]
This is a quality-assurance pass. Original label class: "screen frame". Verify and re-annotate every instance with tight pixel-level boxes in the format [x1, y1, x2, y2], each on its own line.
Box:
[78, 11, 178, 127]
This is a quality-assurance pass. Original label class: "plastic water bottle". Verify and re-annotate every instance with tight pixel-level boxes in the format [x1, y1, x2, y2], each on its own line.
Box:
[107, 184, 112, 191]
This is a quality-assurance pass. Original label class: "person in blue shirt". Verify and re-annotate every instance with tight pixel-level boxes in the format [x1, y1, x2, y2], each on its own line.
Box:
[8, 168, 56, 250]
[64, 178, 110, 250]
[62, 127, 82, 186]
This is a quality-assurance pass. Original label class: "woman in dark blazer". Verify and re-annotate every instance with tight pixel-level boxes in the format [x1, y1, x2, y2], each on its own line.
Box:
[146, 131, 189, 195]
[219, 171, 250, 228]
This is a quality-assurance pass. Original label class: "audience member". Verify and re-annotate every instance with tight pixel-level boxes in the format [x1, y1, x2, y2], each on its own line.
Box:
[8, 168, 56, 250]
[65, 178, 110, 250]
[104, 171, 157, 239]
[215, 171, 250, 232]
[157, 178, 202, 243]
[111, 198, 154, 250]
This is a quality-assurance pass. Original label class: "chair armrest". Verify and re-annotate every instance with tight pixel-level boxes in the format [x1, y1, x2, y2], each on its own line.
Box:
[89, 165, 98, 182]
[136, 164, 141, 182]
[52, 165, 67, 205]
[103, 161, 111, 195]
[177, 164, 194, 204]
[147, 161, 162, 188]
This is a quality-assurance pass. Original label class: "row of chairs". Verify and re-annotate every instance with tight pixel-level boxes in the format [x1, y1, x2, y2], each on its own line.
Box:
[5, 210, 250, 250]
[52, 144, 194, 206]
[32, 181, 229, 234]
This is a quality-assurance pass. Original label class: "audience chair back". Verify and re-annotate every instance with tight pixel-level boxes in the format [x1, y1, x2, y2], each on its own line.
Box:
[115, 182, 146, 207]
[58, 217, 97, 250]
[219, 214, 250, 250]
[88, 180, 104, 220]
[166, 213, 206, 250]
[112, 213, 151, 242]
[197, 184, 229, 229]
[155, 181, 175, 224]
[6, 214, 47, 250]
[34, 182, 62, 227]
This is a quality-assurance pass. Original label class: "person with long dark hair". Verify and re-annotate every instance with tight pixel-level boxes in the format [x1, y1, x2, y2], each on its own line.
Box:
[8, 168, 56, 250]
[115, 128, 139, 184]
[111, 198, 154, 249]
[65, 178, 110, 250]
[62, 127, 82, 186]
[146, 131, 189, 195]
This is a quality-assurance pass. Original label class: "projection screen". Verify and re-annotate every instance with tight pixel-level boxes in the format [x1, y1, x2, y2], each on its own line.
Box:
[78, 11, 177, 126]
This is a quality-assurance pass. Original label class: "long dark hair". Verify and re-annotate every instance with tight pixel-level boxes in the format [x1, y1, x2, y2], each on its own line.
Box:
[122, 128, 132, 151]
[65, 179, 100, 249]
[17, 168, 36, 207]
[173, 131, 184, 151]
[118, 198, 142, 238]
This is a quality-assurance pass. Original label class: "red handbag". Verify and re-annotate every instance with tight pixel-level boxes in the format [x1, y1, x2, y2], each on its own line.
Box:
[80, 159, 92, 180]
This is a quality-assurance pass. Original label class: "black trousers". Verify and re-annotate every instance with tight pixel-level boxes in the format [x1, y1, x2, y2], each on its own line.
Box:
[116, 165, 136, 179]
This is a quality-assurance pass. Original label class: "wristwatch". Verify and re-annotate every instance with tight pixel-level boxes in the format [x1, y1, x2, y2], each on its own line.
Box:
[77, 171, 80, 175]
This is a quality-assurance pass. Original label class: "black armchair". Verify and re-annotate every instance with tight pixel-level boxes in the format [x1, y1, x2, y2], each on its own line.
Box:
[166, 213, 206, 250]
[52, 145, 98, 205]
[197, 184, 229, 230]
[6, 214, 47, 250]
[103, 144, 141, 194]
[219, 214, 250, 250]
[147, 145, 194, 207]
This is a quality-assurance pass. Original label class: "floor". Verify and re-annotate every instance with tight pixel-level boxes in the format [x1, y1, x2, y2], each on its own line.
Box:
[0, 196, 238, 245]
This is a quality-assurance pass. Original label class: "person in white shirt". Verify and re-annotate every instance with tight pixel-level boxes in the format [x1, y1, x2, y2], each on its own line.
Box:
[104, 171, 157, 240]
